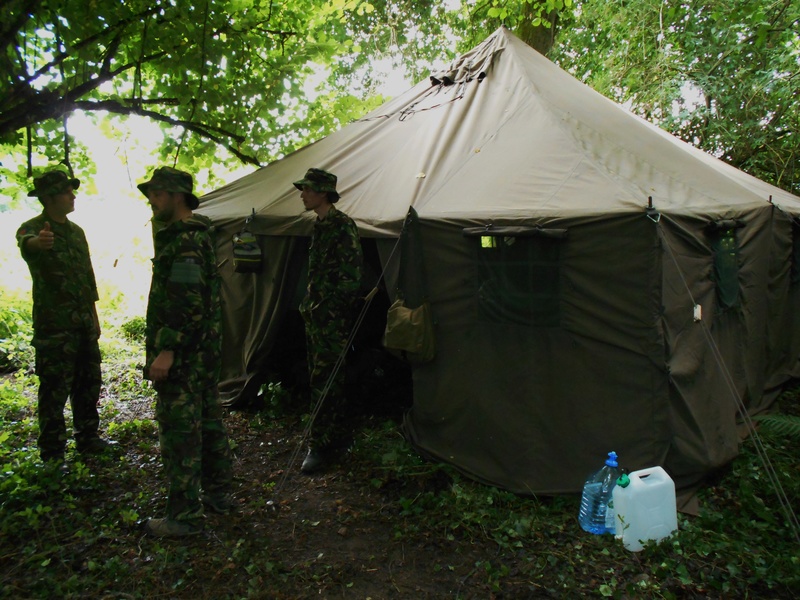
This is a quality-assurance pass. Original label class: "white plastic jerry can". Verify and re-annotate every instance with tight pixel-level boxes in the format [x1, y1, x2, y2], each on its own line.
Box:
[612, 466, 678, 552]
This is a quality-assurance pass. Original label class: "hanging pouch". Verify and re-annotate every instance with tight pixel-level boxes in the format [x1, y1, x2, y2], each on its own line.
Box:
[232, 230, 261, 273]
[382, 207, 435, 364]
[383, 296, 435, 364]
[232, 210, 262, 273]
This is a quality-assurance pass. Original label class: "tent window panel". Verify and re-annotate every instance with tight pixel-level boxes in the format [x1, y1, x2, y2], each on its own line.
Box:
[474, 235, 561, 327]
[709, 228, 740, 309]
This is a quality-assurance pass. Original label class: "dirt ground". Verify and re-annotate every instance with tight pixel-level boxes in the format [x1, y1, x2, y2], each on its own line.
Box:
[194, 411, 516, 599]
[111, 391, 532, 599]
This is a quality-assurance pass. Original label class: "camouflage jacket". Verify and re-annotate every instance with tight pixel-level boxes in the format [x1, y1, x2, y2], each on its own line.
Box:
[145, 214, 221, 393]
[300, 205, 364, 320]
[16, 212, 99, 335]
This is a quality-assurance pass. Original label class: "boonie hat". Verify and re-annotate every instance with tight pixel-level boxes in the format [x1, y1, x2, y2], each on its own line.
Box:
[137, 166, 200, 209]
[293, 168, 340, 202]
[28, 170, 80, 197]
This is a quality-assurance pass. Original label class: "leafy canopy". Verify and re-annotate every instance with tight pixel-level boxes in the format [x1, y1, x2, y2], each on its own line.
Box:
[553, 0, 800, 195]
[2, 0, 795, 201]
[0, 1, 576, 186]
[1, 2, 346, 165]
[0, 0, 470, 194]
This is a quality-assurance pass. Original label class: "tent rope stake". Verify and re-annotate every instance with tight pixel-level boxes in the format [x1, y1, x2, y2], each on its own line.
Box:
[266, 221, 408, 512]
[654, 211, 800, 544]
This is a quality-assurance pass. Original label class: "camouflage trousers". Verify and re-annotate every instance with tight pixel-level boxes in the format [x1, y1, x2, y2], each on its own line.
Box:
[155, 385, 233, 525]
[303, 310, 355, 450]
[33, 327, 101, 460]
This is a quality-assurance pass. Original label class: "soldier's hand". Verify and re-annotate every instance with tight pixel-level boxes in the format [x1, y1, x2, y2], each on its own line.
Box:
[148, 350, 174, 381]
[36, 221, 55, 250]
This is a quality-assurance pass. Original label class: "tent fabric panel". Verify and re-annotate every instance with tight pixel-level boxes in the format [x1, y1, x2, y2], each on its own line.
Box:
[502, 32, 800, 215]
[657, 214, 735, 481]
[656, 209, 789, 487]
[405, 320, 667, 495]
[215, 233, 306, 403]
[199, 26, 800, 236]
[403, 218, 668, 494]
[768, 211, 800, 379]
[735, 208, 782, 413]
[557, 214, 663, 357]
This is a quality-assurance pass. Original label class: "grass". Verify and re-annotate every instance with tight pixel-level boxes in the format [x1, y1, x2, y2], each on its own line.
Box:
[1, 298, 799, 598]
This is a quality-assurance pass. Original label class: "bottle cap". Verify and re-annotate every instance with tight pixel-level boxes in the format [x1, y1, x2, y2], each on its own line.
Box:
[616, 473, 630, 488]
[605, 451, 618, 468]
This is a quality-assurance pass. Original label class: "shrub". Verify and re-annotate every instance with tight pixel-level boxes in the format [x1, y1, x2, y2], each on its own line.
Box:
[0, 291, 34, 373]
[120, 315, 147, 343]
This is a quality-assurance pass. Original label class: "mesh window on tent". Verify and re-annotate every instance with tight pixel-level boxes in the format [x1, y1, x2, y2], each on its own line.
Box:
[464, 226, 566, 327]
[707, 220, 743, 310]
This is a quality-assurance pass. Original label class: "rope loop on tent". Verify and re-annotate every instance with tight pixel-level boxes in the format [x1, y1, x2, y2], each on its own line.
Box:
[655, 219, 800, 544]
[359, 76, 472, 123]
[646, 197, 661, 223]
[770, 194, 800, 227]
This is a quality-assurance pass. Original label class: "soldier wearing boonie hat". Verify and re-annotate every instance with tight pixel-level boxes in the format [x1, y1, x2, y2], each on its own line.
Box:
[27, 170, 81, 198]
[293, 168, 341, 203]
[16, 168, 111, 466]
[294, 167, 364, 473]
[138, 165, 233, 538]
[137, 166, 200, 209]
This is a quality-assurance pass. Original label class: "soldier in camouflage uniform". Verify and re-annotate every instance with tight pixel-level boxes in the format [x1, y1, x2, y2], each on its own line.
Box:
[16, 170, 110, 465]
[294, 168, 364, 473]
[139, 167, 233, 538]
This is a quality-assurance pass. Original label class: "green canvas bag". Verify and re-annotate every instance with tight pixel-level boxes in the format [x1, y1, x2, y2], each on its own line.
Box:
[383, 297, 435, 364]
[382, 207, 435, 364]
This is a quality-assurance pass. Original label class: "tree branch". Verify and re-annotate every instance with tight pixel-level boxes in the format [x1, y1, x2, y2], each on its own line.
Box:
[705, 0, 797, 78]
[0, 0, 39, 51]
[72, 99, 261, 167]
[11, 5, 164, 88]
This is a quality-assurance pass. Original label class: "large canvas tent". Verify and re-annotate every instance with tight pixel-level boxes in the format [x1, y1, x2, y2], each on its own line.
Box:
[199, 27, 800, 495]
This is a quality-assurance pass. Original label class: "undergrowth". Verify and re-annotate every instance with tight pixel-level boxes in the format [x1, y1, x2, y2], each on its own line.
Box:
[1, 296, 799, 598]
[0, 288, 34, 373]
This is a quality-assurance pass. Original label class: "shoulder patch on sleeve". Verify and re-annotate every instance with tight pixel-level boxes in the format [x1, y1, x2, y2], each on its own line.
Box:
[170, 258, 202, 284]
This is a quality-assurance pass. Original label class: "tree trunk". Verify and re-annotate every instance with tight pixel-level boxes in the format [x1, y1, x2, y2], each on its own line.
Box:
[515, 4, 559, 56]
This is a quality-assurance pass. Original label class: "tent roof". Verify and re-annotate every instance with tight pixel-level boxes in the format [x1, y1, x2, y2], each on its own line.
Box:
[200, 27, 800, 236]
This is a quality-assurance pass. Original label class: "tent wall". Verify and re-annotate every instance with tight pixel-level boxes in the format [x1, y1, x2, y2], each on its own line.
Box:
[404, 204, 797, 494]
[405, 214, 668, 494]
[214, 227, 305, 403]
[211, 197, 798, 494]
[658, 209, 771, 486]
[769, 209, 800, 381]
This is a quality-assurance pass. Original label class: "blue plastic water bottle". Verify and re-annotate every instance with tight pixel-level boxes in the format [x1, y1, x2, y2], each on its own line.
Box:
[578, 451, 621, 534]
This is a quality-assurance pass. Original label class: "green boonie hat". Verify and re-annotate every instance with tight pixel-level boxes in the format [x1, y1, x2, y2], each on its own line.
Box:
[27, 170, 80, 197]
[137, 166, 199, 209]
[293, 168, 340, 201]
